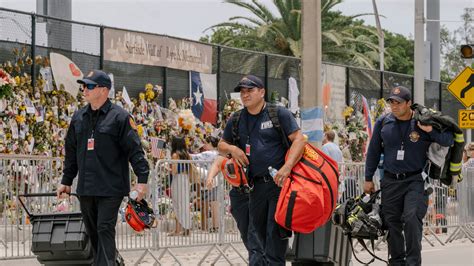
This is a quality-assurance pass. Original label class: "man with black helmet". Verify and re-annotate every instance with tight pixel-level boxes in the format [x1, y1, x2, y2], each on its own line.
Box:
[218, 75, 306, 265]
[57, 70, 149, 265]
[364, 86, 453, 265]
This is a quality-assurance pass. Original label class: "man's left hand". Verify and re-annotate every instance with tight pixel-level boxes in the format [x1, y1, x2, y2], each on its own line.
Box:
[273, 165, 291, 187]
[132, 183, 147, 201]
[417, 121, 432, 133]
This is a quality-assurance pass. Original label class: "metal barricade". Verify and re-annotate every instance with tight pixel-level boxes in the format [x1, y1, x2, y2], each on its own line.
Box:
[0, 154, 64, 260]
[4, 158, 472, 263]
[131, 159, 246, 265]
[0, 154, 157, 260]
[337, 162, 474, 250]
[423, 166, 474, 245]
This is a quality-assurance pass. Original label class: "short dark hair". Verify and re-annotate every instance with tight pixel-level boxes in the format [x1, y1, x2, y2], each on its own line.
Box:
[325, 130, 335, 142]
[206, 136, 219, 148]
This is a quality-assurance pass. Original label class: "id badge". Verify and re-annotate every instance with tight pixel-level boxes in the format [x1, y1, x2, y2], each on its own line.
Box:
[87, 138, 95, 151]
[396, 150, 405, 160]
[245, 143, 251, 156]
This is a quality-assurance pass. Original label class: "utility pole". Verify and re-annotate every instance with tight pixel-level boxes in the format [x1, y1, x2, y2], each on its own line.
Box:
[36, 0, 72, 51]
[372, 0, 384, 72]
[414, 0, 425, 105]
[301, 0, 322, 109]
[427, 0, 440, 81]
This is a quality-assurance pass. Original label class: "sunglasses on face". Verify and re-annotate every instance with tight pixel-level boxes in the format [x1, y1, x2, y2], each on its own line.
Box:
[81, 83, 99, 91]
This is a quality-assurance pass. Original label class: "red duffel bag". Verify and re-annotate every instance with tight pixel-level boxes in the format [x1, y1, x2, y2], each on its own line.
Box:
[275, 143, 339, 233]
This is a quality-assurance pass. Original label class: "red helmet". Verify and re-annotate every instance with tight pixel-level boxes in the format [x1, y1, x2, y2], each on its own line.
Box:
[125, 198, 156, 232]
[220, 158, 250, 190]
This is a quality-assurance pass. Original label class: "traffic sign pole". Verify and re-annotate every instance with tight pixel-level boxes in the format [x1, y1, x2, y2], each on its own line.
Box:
[467, 58, 472, 145]
[468, 107, 471, 144]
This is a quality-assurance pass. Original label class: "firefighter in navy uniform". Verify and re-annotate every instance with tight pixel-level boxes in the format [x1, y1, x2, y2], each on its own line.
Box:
[364, 86, 453, 266]
[218, 75, 306, 265]
[57, 70, 149, 266]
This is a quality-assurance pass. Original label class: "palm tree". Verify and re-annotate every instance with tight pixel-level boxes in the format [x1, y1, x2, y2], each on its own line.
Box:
[205, 0, 380, 69]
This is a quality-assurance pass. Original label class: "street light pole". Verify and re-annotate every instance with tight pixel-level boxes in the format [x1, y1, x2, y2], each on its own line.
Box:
[372, 0, 384, 72]
[414, 0, 425, 105]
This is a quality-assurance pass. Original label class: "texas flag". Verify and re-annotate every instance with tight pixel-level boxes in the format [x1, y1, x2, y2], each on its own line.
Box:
[190, 71, 217, 124]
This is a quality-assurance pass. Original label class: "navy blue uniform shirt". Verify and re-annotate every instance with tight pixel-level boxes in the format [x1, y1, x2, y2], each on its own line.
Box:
[61, 99, 149, 196]
[222, 104, 299, 179]
[365, 113, 453, 181]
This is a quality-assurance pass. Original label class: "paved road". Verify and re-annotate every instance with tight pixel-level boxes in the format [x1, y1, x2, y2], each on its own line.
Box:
[0, 240, 472, 265]
[352, 240, 473, 266]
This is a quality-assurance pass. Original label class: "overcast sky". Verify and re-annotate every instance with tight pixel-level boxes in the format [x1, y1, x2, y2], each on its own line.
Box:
[0, 0, 472, 41]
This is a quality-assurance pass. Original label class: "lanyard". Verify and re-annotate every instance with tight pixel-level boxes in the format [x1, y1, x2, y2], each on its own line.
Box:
[245, 103, 266, 143]
[89, 110, 100, 137]
[396, 118, 414, 150]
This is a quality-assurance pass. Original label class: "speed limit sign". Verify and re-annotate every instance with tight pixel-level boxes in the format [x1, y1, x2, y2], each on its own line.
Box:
[459, 109, 474, 129]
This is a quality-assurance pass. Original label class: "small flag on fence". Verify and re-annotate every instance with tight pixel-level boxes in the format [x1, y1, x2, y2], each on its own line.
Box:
[301, 107, 324, 142]
[150, 137, 165, 158]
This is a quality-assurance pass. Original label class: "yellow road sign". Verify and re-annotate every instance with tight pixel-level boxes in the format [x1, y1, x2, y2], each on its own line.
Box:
[458, 109, 474, 129]
[448, 67, 474, 108]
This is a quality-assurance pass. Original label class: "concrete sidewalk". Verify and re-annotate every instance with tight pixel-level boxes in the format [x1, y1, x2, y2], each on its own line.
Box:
[0, 239, 472, 265]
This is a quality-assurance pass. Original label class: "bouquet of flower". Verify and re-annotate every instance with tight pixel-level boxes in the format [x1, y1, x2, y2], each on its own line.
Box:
[0, 68, 16, 99]
[222, 98, 242, 122]
[178, 109, 196, 132]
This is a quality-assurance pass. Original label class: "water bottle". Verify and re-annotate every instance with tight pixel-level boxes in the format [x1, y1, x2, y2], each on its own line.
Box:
[268, 166, 278, 177]
[129, 190, 139, 200]
[362, 194, 371, 203]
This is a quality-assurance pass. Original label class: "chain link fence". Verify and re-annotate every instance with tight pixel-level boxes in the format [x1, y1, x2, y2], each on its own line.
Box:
[0, 7, 471, 140]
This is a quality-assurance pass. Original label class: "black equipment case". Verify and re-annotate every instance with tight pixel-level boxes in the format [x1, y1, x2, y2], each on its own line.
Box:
[286, 221, 352, 265]
[19, 193, 93, 265]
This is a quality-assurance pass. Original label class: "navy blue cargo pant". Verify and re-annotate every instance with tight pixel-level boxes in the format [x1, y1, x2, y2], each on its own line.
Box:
[80, 196, 123, 266]
[229, 187, 265, 265]
[381, 173, 428, 266]
[249, 178, 288, 266]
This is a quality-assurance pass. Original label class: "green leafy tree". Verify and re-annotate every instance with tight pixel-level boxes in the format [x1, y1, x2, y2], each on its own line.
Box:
[440, 8, 473, 82]
[204, 0, 380, 69]
[383, 31, 414, 75]
[200, 27, 258, 51]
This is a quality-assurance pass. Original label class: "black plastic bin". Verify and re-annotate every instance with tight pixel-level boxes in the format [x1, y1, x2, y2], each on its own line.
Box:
[19, 193, 93, 265]
[286, 221, 352, 265]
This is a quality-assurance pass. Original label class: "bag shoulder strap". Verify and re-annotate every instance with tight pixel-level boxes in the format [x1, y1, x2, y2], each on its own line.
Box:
[267, 104, 291, 149]
[349, 235, 389, 265]
[379, 113, 390, 150]
[231, 109, 243, 146]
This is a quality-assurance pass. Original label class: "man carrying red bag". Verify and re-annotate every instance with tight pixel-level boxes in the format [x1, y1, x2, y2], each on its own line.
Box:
[218, 75, 306, 265]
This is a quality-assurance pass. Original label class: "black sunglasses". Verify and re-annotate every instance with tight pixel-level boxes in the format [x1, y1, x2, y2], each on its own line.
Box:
[80, 83, 99, 91]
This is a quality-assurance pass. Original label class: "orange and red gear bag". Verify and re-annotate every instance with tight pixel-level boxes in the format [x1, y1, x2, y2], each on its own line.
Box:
[275, 143, 339, 233]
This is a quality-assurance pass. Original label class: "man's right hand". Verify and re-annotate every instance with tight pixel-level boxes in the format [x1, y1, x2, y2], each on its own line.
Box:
[363, 181, 375, 194]
[230, 146, 249, 167]
[57, 184, 71, 199]
[205, 176, 215, 189]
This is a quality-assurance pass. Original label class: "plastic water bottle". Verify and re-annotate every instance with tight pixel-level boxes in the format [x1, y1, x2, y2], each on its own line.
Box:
[129, 190, 138, 200]
[268, 166, 278, 177]
[362, 194, 371, 203]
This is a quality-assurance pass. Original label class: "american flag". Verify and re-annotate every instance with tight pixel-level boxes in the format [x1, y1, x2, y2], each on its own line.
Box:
[150, 137, 164, 158]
